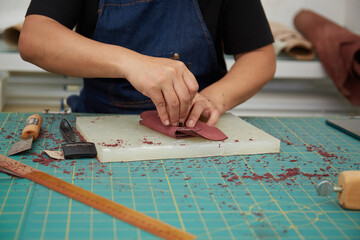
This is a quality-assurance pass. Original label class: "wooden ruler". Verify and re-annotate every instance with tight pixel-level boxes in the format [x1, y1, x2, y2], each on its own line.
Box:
[0, 154, 196, 240]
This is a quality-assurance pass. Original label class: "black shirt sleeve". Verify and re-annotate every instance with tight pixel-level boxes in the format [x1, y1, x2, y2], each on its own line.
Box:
[27, 0, 272, 55]
[26, 0, 83, 30]
[26, 0, 99, 38]
[26, 0, 272, 73]
[221, 0, 273, 54]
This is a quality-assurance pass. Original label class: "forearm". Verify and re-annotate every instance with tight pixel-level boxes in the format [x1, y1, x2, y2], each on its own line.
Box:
[19, 15, 136, 78]
[200, 44, 276, 114]
[19, 15, 199, 125]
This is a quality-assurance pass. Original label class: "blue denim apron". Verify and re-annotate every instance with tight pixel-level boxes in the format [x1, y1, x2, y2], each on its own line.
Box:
[68, 0, 219, 113]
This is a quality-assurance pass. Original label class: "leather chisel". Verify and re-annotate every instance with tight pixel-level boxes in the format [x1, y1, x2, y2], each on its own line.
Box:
[8, 114, 43, 156]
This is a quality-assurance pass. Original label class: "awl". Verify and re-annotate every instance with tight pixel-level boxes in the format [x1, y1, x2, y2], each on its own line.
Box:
[316, 171, 360, 210]
[8, 114, 43, 156]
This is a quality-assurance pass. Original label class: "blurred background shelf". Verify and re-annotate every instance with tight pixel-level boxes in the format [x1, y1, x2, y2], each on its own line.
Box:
[0, 0, 359, 116]
[1, 47, 358, 116]
[225, 54, 328, 80]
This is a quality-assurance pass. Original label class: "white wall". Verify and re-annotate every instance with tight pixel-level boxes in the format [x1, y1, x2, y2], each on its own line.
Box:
[261, 0, 357, 31]
[0, 0, 30, 32]
[0, 0, 358, 33]
[345, 0, 360, 34]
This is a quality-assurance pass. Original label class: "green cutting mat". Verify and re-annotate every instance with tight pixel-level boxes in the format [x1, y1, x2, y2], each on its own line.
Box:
[0, 113, 359, 240]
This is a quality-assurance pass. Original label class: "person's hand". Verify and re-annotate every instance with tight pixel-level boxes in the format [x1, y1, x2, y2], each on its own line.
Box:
[125, 55, 198, 126]
[185, 93, 220, 127]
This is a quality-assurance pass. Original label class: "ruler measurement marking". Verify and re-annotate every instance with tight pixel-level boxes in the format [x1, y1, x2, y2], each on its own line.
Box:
[109, 162, 118, 240]
[40, 164, 58, 240]
[127, 161, 141, 239]
[90, 159, 94, 240]
[161, 160, 186, 231]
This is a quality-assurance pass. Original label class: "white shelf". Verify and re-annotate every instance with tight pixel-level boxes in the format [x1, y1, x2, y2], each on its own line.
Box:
[1, 43, 358, 116]
[0, 34, 328, 77]
[0, 52, 45, 72]
[0, 37, 45, 72]
[1, 51, 329, 78]
[224, 54, 328, 79]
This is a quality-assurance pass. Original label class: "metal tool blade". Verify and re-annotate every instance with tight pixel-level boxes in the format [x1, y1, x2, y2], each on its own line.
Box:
[7, 136, 33, 156]
[0, 166, 24, 178]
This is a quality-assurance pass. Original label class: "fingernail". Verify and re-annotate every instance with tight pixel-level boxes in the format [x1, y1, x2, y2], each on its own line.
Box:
[164, 120, 170, 126]
[188, 120, 194, 127]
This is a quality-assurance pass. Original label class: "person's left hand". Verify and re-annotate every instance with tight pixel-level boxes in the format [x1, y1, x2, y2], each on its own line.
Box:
[185, 93, 220, 127]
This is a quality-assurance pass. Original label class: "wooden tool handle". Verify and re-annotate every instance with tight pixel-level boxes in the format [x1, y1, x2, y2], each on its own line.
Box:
[338, 171, 360, 210]
[21, 114, 43, 140]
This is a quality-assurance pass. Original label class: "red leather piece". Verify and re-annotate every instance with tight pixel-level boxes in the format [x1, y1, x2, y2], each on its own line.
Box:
[139, 111, 228, 141]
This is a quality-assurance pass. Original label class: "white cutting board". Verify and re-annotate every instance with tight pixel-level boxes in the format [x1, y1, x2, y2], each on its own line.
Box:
[76, 113, 280, 162]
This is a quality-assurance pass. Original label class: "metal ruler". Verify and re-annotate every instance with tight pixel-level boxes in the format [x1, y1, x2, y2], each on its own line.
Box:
[0, 154, 196, 240]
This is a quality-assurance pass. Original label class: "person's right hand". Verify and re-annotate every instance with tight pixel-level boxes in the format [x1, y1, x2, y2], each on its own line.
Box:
[124, 54, 199, 126]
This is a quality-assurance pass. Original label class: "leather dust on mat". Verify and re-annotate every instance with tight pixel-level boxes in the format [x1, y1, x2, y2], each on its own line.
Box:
[139, 111, 228, 141]
[294, 9, 360, 106]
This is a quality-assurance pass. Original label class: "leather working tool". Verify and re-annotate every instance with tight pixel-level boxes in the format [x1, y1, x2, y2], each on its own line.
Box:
[8, 114, 43, 156]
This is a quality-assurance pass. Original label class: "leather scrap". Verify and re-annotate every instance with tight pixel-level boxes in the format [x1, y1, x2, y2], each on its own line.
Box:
[139, 111, 228, 141]
[269, 21, 315, 60]
[294, 9, 360, 106]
